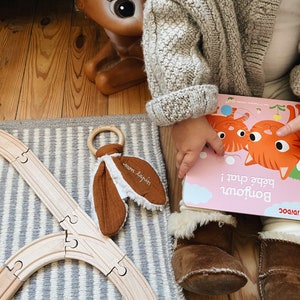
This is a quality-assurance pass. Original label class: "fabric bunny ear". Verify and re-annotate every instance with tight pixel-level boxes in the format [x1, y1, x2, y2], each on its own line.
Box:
[93, 144, 128, 237]
[113, 154, 167, 209]
[95, 143, 167, 210]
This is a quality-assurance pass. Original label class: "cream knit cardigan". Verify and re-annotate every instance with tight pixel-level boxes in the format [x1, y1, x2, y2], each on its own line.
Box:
[142, 0, 300, 126]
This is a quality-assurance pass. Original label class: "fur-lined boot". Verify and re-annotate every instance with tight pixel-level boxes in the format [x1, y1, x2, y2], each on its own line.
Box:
[168, 208, 248, 295]
[259, 218, 300, 300]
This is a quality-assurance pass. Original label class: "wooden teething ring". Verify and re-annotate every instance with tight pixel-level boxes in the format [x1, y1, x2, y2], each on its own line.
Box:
[87, 126, 125, 156]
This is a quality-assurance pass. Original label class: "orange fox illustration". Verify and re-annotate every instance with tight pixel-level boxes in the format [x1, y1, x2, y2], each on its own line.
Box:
[245, 104, 300, 180]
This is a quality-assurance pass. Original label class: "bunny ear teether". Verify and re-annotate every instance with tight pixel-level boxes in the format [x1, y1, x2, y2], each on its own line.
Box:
[88, 126, 167, 237]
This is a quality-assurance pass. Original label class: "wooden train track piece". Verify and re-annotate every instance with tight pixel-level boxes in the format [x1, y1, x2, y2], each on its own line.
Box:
[0, 129, 156, 300]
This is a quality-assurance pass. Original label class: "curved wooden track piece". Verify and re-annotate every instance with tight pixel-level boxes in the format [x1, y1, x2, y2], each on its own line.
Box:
[0, 129, 156, 300]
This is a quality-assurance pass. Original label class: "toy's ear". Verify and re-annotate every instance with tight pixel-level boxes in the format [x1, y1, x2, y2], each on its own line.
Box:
[76, 0, 85, 10]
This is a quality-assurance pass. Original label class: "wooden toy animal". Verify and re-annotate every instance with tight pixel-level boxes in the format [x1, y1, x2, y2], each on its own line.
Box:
[77, 0, 146, 95]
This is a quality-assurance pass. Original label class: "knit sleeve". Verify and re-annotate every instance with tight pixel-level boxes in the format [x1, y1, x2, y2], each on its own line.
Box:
[290, 64, 300, 97]
[142, 0, 218, 126]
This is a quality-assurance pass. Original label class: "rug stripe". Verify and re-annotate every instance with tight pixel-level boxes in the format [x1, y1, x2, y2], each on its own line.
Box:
[0, 115, 184, 299]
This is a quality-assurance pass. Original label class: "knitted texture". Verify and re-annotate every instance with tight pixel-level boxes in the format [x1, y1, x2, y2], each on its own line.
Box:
[291, 65, 300, 96]
[146, 84, 218, 126]
[142, 0, 283, 126]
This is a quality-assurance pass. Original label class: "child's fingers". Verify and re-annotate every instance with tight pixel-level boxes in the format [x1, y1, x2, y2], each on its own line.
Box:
[177, 152, 198, 179]
[277, 118, 300, 136]
[208, 134, 225, 156]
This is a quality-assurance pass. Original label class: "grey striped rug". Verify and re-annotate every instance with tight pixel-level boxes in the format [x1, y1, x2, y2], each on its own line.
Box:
[0, 114, 184, 299]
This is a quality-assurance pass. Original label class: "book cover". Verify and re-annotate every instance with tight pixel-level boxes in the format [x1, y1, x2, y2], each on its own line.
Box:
[183, 94, 300, 220]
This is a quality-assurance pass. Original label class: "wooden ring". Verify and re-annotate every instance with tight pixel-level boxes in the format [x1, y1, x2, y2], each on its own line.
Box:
[87, 126, 125, 156]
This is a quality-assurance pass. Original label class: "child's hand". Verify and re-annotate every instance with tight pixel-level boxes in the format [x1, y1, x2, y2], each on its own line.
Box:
[171, 116, 224, 179]
[277, 116, 300, 136]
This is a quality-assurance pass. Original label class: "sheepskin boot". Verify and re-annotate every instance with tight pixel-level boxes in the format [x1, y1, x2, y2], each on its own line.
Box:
[168, 209, 248, 295]
[259, 221, 300, 300]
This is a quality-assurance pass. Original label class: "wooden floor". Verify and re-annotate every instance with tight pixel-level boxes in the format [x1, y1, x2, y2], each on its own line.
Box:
[0, 0, 262, 299]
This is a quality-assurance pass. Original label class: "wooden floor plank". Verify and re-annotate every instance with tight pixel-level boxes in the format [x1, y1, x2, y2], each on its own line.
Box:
[108, 82, 149, 115]
[230, 215, 261, 300]
[0, 0, 36, 121]
[62, 10, 108, 118]
[16, 0, 72, 120]
[159, 126, 182, 212]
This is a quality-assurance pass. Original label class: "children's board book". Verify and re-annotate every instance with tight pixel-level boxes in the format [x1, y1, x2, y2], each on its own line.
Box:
[183, 94, 300, 220]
